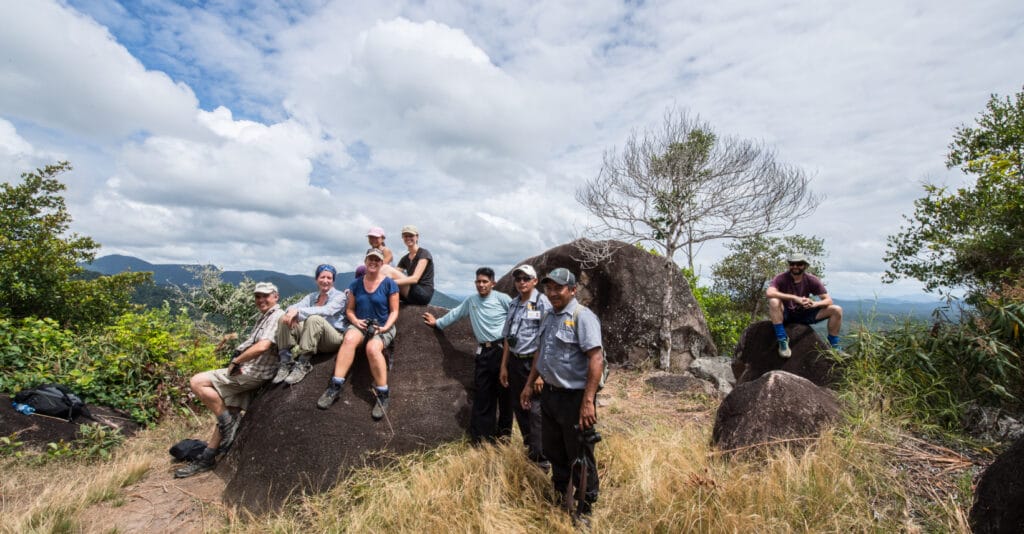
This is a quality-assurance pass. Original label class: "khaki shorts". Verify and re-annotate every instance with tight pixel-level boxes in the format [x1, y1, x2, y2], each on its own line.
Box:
[208, 368, 267, 410]
[346, 324, 396, 348]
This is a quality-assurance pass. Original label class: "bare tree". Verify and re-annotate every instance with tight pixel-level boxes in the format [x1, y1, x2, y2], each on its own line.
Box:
[576, 108, 820, 369]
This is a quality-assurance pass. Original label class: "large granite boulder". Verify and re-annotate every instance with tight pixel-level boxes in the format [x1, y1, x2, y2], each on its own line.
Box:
[733, 321, 838, 387]
[970, 436, 1024, 533]
[219, 304, 477, 513]
[712, 370, 841, 451]
[494, 239, 716, 370]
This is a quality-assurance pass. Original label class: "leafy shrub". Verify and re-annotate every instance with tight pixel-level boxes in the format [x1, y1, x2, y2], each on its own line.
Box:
[73, 424, 126, 462]
[0, 308, 219, 425]
[840, 298, 1023, 433]
[0, 433, 25, 458]
[683, 268, 748, 355]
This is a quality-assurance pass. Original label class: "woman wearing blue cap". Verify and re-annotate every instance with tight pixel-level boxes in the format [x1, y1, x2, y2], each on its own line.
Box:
[272, 263, 349, 385]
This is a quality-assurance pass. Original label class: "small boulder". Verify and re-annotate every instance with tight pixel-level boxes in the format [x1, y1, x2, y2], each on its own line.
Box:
[688, 356, 736, 396]
[733, 321, 838, 387]
[645, 372, 716, 396]
[970, 436, 1024, 533]
[712, 370, 840, 452]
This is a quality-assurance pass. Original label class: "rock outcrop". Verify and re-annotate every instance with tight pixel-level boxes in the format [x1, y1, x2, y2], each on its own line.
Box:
[970, 436, 1024, 534]
[712, 370, 841, 451]
[219, 304, 477, 513]
[733, 321, 838, 387]
[494, 240, 716, 370]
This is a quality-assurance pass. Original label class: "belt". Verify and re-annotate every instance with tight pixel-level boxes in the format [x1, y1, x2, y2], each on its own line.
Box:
[513, 351, 537, 360]
[544, 384, 583, 393]
[479, 340, 502, 348]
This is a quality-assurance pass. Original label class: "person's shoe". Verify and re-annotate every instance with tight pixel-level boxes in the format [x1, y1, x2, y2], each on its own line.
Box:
[777, 338, 792, 358]
[317, 382, 342, 410]
[173, 451, 215, 478]
[271, 361, 292, 384]
[371, 389, 390, 420]
[284, 359, 313, 385]
[217, 413, 241, 452]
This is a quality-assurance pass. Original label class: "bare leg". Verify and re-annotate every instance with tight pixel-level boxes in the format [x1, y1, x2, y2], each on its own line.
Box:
[815, 304, 843, 336]
[190, 371, 235, 449]
[365, 337, 389, 387]
[767, 297, 785, 324]
[332, 329, 365, 379]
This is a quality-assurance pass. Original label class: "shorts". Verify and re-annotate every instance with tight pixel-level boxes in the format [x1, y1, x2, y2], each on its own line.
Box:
[208, 368, 268, 410]
[402, 284, 434, 305]
[784, 307, 826, 325]
[346, 324, 397, 347]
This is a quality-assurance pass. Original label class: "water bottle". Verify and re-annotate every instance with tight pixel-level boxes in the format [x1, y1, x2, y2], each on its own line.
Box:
[11, 402, 35, 415]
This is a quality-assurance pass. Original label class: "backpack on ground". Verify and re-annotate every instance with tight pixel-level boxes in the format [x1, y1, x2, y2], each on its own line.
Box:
[13, 383, 89, 422]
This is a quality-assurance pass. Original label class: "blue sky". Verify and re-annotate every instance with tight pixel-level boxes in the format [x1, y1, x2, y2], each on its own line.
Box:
[1, 0, 1022, 298]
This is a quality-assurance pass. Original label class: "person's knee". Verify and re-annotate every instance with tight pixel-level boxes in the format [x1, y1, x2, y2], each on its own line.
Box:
[767, 297, 783, 309]
[189, 372, 208, 393]
[830, 304, 843, 318]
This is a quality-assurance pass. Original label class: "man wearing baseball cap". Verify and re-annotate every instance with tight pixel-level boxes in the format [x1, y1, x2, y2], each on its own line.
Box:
[499, 264, 551, 468]
[519, 267, 604, 524]
[766, 252, 844, 357]
[175, 281, 285, 478]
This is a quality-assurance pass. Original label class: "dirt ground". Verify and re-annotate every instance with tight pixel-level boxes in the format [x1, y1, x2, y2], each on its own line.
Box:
[77, 465, 227, 533]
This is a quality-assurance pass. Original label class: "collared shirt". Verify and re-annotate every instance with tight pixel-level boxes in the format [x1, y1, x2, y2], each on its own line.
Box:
[536, 298, 603, 390]
[287, 287, 348, 331]
[235, 304, 286, 379]
[501, 289, 552, 355]
[436, 291, 512, 343]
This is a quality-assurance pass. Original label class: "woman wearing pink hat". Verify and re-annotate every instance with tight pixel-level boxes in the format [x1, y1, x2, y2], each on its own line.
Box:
[366, 227, 394, 265]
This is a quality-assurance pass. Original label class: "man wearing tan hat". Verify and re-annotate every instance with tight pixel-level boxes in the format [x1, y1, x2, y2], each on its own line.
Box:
[175, 281, 285, 478]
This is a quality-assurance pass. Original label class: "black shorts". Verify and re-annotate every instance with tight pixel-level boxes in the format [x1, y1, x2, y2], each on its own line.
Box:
[402, 284, 434, 305]
[784, 307, 825, 325]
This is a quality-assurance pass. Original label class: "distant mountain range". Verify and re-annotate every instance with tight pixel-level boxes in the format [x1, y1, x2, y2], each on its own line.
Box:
[83, 254, 461, 308]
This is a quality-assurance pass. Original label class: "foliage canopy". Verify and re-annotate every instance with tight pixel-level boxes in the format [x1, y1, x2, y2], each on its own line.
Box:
[0, 162, 149, 327]
[884, 88, 1024, 298]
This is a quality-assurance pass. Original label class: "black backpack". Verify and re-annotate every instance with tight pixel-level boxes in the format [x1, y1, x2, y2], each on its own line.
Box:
[13, 383, 89, 422]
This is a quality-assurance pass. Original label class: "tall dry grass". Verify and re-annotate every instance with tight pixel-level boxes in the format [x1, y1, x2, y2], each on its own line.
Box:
[1, 371, 972, 533]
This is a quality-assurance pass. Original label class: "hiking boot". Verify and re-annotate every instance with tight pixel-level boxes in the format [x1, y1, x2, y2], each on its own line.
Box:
[284, 359, 313, 385]
[371, 389, 390, 420]
[271, 361, 293, 384]
[217, 413, 241, 452]
[777, 338, 792, 358]
[317, 382, 343, 410]
[173, 452, 215, 479]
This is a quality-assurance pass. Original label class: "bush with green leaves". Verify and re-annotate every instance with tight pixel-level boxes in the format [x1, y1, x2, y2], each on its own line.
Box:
[683, 268, 748, 356]
[839, 297, 1023, 433]
[0, 307, 220, 425]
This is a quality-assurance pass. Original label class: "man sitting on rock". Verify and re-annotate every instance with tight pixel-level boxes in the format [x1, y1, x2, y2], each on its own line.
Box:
[273, 264, 348, 385]
[423, 267, 512, 444]
[765, 253, 843, 357]
[174, 282, 285, 478]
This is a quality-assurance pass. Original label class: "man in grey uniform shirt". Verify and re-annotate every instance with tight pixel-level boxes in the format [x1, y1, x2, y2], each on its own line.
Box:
[519, 267, 604, 522]
[499, 264, 551, 468]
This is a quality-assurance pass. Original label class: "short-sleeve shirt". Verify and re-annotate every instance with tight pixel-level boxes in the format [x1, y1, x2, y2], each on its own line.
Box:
[398, 247, 434, 290]
[234, 304, 285, 379]
[536, 298, 603, 390]
[502, 289, 552, 355]
[769, 272, 828, 312]
[349, 277, 399, 325]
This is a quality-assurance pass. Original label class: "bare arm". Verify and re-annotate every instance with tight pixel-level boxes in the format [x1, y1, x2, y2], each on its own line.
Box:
[394, 258, 428, 286]
[579, 347, 603, 429]
[382, 291, 400, 332]
[345, 291, 365, 330]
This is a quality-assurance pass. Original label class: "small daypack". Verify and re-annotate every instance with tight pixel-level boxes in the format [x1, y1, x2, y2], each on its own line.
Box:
[13, 383, 89, 422]
[169, 439, 209, 462]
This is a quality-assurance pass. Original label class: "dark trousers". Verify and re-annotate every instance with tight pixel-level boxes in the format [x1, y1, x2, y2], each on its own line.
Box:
[471, 344, 512, 443]
[541, 386, 599, 506]
[507, 356, 545, 461]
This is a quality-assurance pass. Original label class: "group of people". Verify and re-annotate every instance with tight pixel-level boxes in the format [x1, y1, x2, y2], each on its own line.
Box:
[173, 241, 842, 525]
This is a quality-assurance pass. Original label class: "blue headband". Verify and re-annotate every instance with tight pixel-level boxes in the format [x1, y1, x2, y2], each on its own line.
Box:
[315, 264, 337, 278]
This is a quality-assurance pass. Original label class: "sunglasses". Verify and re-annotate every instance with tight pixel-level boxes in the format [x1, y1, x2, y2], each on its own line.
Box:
[513, 276, 533, 282]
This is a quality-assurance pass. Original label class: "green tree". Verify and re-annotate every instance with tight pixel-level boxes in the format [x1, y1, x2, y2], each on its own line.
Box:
[711, 235, 826, 320]
[0, 162, 149, 327]
[884, 88, 1024, 298]
[682, 268, 747, 355]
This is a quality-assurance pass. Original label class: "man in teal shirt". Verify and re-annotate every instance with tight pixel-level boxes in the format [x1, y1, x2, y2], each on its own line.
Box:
[423, 267, 512, 443]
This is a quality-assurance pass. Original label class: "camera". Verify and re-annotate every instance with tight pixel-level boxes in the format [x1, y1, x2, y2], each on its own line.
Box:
[364, 319, 379, 338]
[573, 424, 602, 445]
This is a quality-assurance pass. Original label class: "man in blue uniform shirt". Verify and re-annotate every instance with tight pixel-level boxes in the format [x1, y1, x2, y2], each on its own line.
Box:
[424, 267, 513, 443]
[499, 264, 551, 467]
[519, 267, 604, 522]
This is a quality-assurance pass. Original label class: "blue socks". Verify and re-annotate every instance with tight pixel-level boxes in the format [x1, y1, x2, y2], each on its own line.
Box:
[773, 323, 787, 340]
[374, 385, 389, 394]
[828, 335, 840, 349]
